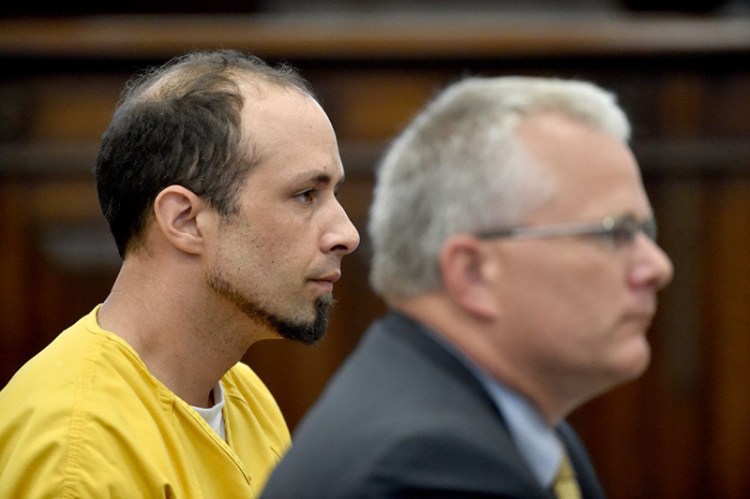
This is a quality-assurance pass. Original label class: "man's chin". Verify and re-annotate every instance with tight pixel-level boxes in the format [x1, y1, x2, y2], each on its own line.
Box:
[274, 324, 325, 345]
[271, 297, 333, 346]
[612, 337, 651, 383]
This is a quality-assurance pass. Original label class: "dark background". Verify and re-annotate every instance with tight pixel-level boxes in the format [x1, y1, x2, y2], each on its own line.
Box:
[2, 2, 750, 497]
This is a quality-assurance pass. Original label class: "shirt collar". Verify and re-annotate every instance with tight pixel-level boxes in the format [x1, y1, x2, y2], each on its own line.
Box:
[471, 367, 563, 488]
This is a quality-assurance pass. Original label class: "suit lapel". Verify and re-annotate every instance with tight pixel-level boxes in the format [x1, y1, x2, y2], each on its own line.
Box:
[557, 423, 607, 499]
[378, 312, 553, 496]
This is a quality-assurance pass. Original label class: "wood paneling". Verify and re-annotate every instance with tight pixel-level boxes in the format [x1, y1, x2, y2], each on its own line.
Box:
[1, 14, 749, 498]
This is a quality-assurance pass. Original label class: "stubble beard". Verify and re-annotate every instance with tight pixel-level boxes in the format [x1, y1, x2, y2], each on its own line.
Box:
[207, 271, 333, 346]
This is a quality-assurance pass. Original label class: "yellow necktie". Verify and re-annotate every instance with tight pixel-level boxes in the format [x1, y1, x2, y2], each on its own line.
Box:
[553, 453, 582, 499]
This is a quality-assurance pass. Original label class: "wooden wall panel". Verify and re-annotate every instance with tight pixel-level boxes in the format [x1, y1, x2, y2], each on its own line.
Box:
[705, 179, 750, 499]
[1, 14, 750, 498]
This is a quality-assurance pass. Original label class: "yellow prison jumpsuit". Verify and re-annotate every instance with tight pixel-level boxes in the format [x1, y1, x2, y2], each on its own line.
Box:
[0, 306, 290, 498]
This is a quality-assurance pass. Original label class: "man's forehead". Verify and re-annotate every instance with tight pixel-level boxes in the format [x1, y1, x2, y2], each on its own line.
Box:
[236, 75, 310, 103]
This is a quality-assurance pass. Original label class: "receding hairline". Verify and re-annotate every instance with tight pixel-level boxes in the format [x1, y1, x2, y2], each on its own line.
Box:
[134, 63, 314, 105]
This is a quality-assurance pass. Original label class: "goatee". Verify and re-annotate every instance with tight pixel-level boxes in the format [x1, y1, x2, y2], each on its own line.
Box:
[207, 270, 333, 345]
[268, 295, 333, 345]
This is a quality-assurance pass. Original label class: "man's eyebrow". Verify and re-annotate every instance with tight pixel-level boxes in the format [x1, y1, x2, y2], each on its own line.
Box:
[292, 170, 346, 187]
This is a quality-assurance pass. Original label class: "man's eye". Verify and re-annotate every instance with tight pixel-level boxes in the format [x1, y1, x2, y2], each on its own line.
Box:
[609, 225, 636, 245]
[606, 218, 640, 246]
[294, 189, 315, 203]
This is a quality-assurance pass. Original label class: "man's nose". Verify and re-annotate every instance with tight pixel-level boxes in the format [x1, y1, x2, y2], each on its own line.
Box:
[634, 235, 674, 290]
[323, 201, 360, 255]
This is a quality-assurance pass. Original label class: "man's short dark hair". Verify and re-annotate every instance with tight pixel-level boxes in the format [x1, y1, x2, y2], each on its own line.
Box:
[95, 49, 315, 257]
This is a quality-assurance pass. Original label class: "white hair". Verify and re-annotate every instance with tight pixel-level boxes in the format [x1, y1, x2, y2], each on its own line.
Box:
[368, 76, 631, 300]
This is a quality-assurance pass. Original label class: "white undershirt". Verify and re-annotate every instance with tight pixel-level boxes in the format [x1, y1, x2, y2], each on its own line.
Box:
[191, 381, 226, 441]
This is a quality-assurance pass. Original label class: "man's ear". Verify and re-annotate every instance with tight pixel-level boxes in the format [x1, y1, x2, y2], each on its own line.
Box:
[439, 235, 499, 320]
[153, 185, 211, 255]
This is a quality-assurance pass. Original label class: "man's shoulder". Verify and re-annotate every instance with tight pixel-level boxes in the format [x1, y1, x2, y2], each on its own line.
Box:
[306, 313, 496, 417]
[0, 308, 168, 448]
[0, 312, 159, 497]
[1, 310, 103, 401]
[264, 313, 528, 496]
[264, 399, 543, 499]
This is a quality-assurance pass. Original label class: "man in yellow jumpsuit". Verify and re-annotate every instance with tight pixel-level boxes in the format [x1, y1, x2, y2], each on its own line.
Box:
[0, 49, 360, 497]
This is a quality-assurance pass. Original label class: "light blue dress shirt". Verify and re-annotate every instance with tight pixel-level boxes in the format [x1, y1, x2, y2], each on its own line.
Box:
[419, 323, 563, 489]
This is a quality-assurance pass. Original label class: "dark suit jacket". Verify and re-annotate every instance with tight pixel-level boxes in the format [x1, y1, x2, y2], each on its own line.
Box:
[261, 311, 606, 498]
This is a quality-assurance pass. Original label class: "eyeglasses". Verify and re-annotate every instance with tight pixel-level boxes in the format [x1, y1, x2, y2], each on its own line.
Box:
[476, 214, 657, 248]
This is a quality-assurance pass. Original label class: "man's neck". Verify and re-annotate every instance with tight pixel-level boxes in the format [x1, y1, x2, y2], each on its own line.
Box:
[97, 264, 251, 408]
